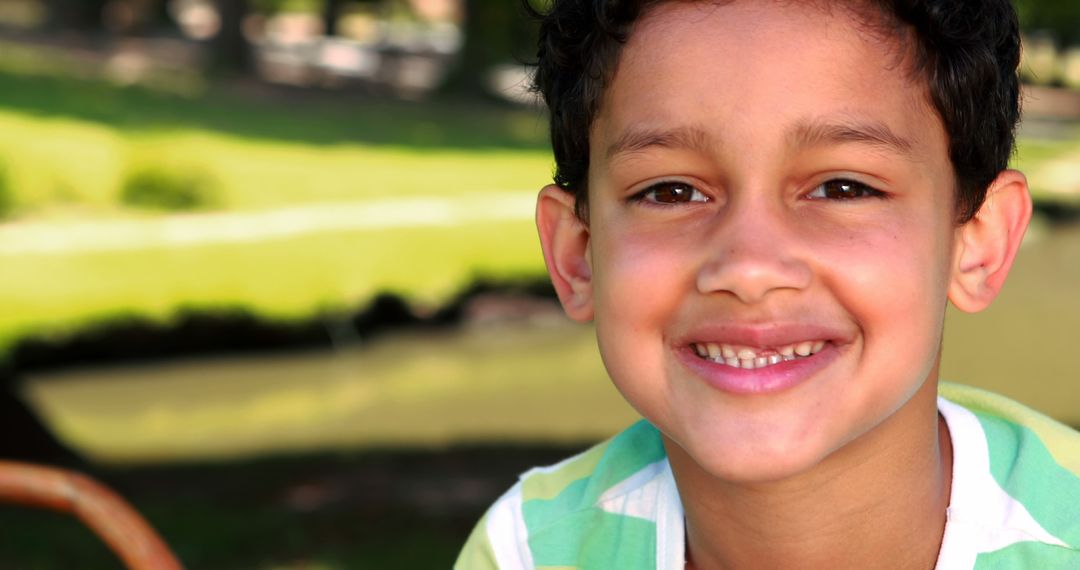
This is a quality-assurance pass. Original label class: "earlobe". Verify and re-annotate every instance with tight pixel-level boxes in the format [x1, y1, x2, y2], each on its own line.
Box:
[536, 185, 594, 322]
[948, 169, 1032, 313]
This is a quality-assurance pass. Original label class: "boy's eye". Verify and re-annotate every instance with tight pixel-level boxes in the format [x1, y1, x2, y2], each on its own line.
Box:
[807, 179, 885, 200]
[635, 182, 709, 205]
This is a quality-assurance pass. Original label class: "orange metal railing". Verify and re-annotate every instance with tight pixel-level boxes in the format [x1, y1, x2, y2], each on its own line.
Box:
[0, 460, 183, 569]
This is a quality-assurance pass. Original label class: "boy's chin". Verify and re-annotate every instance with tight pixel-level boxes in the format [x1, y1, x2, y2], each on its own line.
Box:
[662, 427, 850, 486]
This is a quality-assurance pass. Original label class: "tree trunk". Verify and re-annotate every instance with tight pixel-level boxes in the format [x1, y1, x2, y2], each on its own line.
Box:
[210, 0, 253, 76]
[150, 0, 177, 31]
[44, 0, 109, 32]
[443, 0, 536, 96]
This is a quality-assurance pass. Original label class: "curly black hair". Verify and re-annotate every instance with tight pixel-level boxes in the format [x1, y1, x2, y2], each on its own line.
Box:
[528, 0, 1022, 223]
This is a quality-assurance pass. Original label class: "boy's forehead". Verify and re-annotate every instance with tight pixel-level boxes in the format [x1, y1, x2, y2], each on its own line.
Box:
[618, 1, 917, 107]
[639, 0, 900, 39]
[592, 0, 942, 166]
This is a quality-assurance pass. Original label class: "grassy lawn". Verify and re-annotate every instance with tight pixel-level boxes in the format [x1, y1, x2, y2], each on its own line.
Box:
[0, 108, 553, 215]
[1, 217, 546, 352]
[1013, 131, 1080, 206]
[25, 321, 633, 463]
[0, 44, 555, 354]
[0, 64, 554, 216]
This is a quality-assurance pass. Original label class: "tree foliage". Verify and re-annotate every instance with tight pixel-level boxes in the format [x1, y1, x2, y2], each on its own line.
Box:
[1014, 0, 1080, 45]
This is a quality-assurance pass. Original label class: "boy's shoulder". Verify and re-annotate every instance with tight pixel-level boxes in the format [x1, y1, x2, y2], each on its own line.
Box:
[939, 383, 1080, 567]
[457, 386, 1080, 569]
[516, 419, 667, 513]
[941, 382, 1080, 477]
[455, 420, 683, 569]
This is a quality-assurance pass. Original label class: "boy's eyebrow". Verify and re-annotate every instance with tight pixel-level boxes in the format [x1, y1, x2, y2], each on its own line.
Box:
[605, 119, 915, 160]
[790, 118, 915, 156]
[605, 125, 714, 160]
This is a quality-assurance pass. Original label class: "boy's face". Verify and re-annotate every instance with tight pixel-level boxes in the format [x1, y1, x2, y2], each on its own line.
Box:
[570, 2, 963, 482]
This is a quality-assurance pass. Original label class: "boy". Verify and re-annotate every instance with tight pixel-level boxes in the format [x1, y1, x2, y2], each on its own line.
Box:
[458, 0, 1080, 568]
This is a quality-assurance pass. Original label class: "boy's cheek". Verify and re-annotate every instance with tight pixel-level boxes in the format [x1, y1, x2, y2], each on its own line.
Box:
[594, 222, 694, 275]
[809, 212, 954, 284]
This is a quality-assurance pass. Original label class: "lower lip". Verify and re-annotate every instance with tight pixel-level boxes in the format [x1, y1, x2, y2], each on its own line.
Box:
[676, 344, 840, 395]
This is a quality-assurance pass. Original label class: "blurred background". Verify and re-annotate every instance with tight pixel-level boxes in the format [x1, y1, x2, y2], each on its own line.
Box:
[0, 0, 1076, 567]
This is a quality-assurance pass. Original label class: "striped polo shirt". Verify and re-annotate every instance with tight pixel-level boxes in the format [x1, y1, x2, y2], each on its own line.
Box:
[455, 383, 1080, 569]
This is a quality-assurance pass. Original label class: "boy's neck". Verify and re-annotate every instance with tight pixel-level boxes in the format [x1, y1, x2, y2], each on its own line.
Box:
[667, 378, 953, 570]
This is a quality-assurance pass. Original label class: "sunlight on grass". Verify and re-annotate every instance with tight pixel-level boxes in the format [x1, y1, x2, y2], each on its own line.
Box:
[1013, 126, 1080, 205]
[0, 109, 553, 217]
[0, 100, 552, 356]
[0, 217, 546, 352]
[25, 322, 635, 463]
[0, 112, 125, 212]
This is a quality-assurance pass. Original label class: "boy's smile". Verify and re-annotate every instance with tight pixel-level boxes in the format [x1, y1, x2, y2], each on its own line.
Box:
[679, 323, 844, 394]
[545, 1, 964, 483]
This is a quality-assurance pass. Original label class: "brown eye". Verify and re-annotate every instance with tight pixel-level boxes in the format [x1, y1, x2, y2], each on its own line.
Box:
[640, 182, 708, 204]
[808, 179, 884, 200]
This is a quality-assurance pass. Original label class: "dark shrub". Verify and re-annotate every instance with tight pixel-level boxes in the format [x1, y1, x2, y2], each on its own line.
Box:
[0, 160, 13, 220]
[120, 164, 221, 211]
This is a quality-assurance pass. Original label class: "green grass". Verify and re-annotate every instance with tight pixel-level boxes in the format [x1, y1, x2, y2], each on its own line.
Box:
[0, 41, 555, 354]
[1, 218, 547, 353]
[0, 94, 552, 217]
[0, 39, 551, 218]
[25, 322, 632, 463]
[0, 39, 548, 150]
[1012, 126, 1080, 207]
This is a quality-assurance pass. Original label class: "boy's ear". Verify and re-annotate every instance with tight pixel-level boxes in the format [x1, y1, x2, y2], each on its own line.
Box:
[948, 169, 1032, 313]
[536, 185, 594, 322]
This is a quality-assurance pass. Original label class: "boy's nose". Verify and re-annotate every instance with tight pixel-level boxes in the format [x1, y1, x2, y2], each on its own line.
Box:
[695, 206, 812, 305]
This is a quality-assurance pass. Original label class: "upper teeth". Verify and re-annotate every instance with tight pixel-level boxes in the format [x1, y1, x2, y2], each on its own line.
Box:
[693, 341, 826, 369]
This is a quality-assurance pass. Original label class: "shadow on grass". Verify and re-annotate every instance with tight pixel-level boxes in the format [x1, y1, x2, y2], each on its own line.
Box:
[1035, 200, 1080, 223]
[0, 67, 550, 151]
[10, 277, 557, 374]
[0, 443, 590, 569]
[0, 277, 558, 468]
[0, 279, 577, 568]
